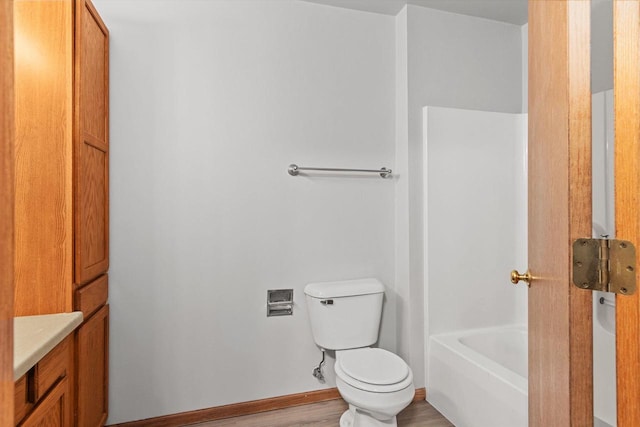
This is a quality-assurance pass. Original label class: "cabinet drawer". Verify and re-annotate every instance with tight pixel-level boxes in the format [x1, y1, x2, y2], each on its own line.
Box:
[35, 336, 71, 401]
[75, 274, 108, 319]
[15, 336, 72, 425]
[15, 375, 31, 424]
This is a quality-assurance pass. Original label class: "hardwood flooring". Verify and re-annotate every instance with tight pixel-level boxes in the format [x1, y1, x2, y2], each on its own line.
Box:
[188, 399, 453, 427]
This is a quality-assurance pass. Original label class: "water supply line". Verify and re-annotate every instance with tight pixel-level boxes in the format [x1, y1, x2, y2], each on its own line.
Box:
[312, 350, 325, 382]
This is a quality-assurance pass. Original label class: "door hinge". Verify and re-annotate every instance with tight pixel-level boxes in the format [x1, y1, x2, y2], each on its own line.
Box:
[573, 238, 636, 295]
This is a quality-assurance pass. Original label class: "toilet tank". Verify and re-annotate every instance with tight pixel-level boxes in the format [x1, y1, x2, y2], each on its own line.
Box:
[304, 278, 385, 350]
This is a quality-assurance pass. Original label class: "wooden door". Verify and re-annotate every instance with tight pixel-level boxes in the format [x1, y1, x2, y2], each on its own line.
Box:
[75, 0, 109, 286]
[528, 1, 593, 425]
[0, 0, 15, 424]
[76, 305, 109, 427]
[614, 2, 640, 426]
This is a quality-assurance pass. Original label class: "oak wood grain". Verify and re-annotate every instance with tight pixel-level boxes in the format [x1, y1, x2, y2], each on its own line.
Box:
[614, 1, 640, 426]
[19, 376, 70, 427]
[15, 375, 31, 425]
[74, 0, 109, 286]
[14, 337, 74, 426]
[0, 0, 15, 424]
[76, 305, 109, 427]
[13, 0, 73, 316]
[74, 2, 110, 424]
[567, 2, 594, 425]
[34, 337, 71, 402]
[75, 275, 108, 320]
[528, 1, 592, 426]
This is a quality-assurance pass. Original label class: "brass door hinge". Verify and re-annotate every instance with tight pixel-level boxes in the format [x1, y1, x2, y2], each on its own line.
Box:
[573, 238, 636, 295]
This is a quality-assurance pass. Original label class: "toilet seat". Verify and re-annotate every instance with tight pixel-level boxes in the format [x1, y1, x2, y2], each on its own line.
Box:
[335, 348, 413, 393]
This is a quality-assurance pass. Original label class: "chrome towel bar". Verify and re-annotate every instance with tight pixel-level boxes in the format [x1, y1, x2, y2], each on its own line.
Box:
[287, 164, 392, 179]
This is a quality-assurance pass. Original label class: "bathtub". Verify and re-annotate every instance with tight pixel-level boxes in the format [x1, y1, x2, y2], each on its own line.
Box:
[428, 325, 528, 427]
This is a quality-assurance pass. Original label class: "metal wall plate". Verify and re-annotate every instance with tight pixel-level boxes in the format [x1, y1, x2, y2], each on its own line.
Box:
[573, 238, 636, 295]
[267, 289, 293, 317]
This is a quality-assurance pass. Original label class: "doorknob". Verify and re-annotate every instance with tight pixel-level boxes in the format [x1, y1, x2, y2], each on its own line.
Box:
[511, 270, 532, 287]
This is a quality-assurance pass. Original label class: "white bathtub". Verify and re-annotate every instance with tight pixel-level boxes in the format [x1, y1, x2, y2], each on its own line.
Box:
[428, 325, 528, 427]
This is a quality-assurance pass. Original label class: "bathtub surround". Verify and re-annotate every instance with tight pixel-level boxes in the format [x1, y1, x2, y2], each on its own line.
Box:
[424, 107, 527, 335]
[422, 98, 614, 427]
[422, 107, 527, 425]
[394, 4, 524, 389]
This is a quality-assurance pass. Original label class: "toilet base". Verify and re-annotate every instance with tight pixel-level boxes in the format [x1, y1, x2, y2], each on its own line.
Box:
[340, 407, 397, 427]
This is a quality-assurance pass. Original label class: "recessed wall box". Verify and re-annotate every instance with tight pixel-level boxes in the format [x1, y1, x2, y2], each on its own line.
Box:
[267, 289, 293, 317]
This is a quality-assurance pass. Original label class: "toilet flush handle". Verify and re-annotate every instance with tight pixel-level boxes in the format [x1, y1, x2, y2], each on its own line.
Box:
[320, 299, 334, 305]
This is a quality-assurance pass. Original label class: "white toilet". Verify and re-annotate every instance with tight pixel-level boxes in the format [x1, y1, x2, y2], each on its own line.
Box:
[304, 278, 414, 427]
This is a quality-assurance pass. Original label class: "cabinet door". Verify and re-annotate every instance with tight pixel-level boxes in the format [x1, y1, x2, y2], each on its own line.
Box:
[14, 0, 74, 315]
[76, 305, 108, 427]
[74, 0, 109, 285]
[19, 377, 70, 427]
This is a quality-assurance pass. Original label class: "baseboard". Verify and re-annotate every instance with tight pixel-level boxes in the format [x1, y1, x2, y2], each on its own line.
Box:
[109, 387, 427, 427]
[107, 388, 342, 427]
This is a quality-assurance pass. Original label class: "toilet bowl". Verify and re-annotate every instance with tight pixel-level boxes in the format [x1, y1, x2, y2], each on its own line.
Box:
[334, 348, 415, 427]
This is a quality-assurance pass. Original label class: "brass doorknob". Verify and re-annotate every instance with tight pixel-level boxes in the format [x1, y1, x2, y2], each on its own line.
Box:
[511, 270, 532, 286]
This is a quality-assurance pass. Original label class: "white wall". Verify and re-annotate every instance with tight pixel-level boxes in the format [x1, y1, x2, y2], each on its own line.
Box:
[521, 23, 528, 113]
[395, 5, 523, 388]
[394, 6, 413, 382]
[95, 1, 396, 423]
[407, 6, 523, 114]
[592, 0, 613, 93]
[425, 107, 527, 335]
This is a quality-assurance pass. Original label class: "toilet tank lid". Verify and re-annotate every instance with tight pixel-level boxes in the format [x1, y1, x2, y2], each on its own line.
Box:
[304, 278, 385, 298]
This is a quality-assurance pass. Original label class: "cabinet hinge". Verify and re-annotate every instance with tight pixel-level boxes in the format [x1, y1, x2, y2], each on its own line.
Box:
[573, 238, 636, 295]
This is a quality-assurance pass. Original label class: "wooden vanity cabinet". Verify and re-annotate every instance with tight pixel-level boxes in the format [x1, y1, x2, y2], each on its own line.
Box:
[14, 0, 109, 425]
[15, 337, 74, 427]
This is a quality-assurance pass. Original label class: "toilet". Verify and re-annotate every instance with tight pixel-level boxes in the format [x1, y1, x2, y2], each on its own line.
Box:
[304, 278, 414, 427]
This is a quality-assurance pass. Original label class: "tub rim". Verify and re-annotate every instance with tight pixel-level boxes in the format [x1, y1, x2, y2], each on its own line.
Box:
[429, 323, 528, 396]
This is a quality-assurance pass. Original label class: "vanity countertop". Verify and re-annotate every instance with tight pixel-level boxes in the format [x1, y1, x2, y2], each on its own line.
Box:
[14, 312, 83, 380]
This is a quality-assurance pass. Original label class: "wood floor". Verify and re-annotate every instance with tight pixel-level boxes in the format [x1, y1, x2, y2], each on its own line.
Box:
[188, 399, 453, 427]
